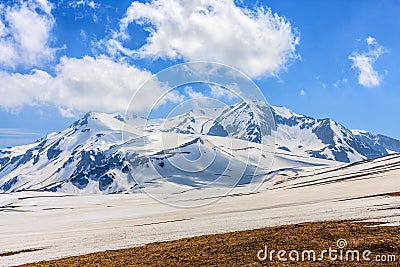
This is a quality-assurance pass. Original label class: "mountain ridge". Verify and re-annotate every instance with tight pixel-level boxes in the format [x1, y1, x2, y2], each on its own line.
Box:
[0, 102, 398, 194]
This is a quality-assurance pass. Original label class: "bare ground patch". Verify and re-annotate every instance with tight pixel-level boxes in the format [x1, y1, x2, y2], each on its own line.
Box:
[20, 220, 400, 266]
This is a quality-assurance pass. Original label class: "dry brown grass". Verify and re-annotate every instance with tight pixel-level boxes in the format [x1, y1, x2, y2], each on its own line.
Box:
[21, 220, 400, 266]
[0, 248, 45, 257]
[387, 192, 400, 197]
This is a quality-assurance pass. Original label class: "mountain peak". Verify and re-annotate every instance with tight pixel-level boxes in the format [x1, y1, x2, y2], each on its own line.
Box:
[270, 105, 303, 119]
[1, 102, 400, 194]
[70, 111, 124, 131]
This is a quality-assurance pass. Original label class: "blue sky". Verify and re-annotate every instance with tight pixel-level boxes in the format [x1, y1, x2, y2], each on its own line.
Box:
[0, 0, 399, 148]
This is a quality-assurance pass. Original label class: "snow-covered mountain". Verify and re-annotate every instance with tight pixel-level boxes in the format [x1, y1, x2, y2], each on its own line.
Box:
[351, 129, 400, 155]
[0, 112, 132, 194]
[147, 101, 398, 163]
[0, 101, 398, 194]
[271, 105, 394, 162]
[158, 101, 275, 144]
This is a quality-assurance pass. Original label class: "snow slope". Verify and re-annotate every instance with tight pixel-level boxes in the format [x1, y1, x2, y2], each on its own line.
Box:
[1, 153, 399, 266]
[351, 129, 400, 155]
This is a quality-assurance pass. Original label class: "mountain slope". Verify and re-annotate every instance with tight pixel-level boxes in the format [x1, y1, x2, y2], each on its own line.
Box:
[351, 130, 400, 155]
[272, 106, 386, 162]
[0, 112, 132, 194]
[0, 101, 398, 194]
[158, 102, 396, 163]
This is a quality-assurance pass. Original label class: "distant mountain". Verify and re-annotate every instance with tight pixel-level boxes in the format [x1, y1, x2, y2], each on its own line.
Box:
[157, 102, 399, 163]
[351, 130, 400, 155]
[271, 106, 398, 162]
[0, 101, 398, 194]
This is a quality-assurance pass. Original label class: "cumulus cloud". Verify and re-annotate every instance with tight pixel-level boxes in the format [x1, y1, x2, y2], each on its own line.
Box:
[0, 56, 178, 116]
[108, 0, 299, 78]
[0, 0, 56, 69]
[348, 37, 386, 88]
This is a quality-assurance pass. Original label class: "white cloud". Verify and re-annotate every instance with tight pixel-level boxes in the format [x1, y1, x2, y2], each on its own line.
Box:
[67, 0, 100, 23]
[0, 128, 40, 136]
[108, 0, 299, 78]
[0, 0, 56, 69]
[348, 37, 386, 88]
[366, 36, 375, 45]
[300, 89, 305, 96]
[58, 107, 78, 118]
[69, 0, 99, 9]
[184, 86, 205, 99]
[0, 128, 43, 148]
[0, 19, 6, 36]
[0, 56, 178, 116]
[209, 84, 240, 101]
[333, 78, 348, 88]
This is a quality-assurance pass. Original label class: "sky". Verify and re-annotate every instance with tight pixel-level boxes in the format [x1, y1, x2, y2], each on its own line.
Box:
[0, 0, 399, 148]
